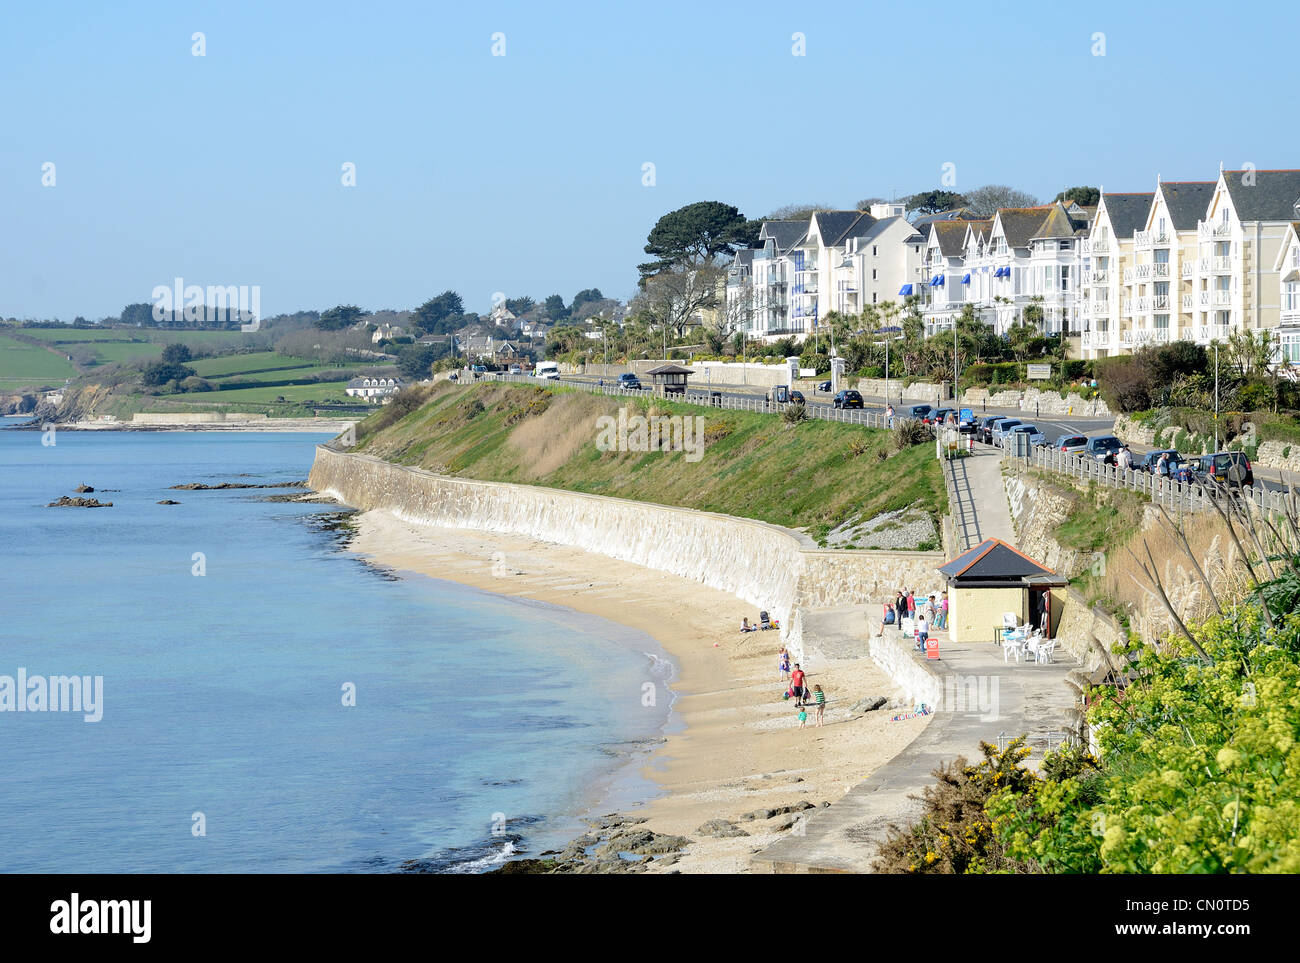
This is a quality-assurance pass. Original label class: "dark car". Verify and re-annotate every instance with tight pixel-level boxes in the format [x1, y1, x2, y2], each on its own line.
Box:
[908, 404, 933, 421]
[1137, 449, 1192, 482]
[833, 390, 864, 409]
[925, 407, 956, 426]
[816, 380, 832, 392]
[1191, 451, 1254, 488]
[616, 373, 643, 390]
[978, 415, 1010, 444]
[788, 390, 805, 404]
[1085, 435, 1124, 463]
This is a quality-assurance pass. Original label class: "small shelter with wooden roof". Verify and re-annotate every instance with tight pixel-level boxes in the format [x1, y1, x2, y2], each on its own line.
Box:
[645, 363, 693, 395]
[937, 538, 1068, 643]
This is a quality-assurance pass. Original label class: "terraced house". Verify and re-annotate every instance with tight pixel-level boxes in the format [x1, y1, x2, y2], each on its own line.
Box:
[1081, 168, 1300, 361]
[1081, 192, 1153, 356]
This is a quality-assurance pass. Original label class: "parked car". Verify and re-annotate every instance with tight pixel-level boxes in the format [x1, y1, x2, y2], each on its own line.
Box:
[978, 415, 1009, 444]
[616, 373, 643, 390]
[816, 380, 832, 392]
[991, 419, 1023, 446]
[1054, 434, 1089, 454]
[925, 407, 956, 426]
[1190, 451, 1254, 488]
[833, 389, 864, 409]
[907, 404, 933, 421]
[788, 390, 805, 404]
[1137, 449, 1192, 482]
[508, 364, 522, 375]
[1085, 435, 1124, 463]
[1006, 424, 1047, 448]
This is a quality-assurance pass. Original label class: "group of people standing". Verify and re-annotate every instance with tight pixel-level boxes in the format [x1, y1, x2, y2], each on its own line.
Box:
[882, 589, 948, 651]
[778, 647, 825, 728]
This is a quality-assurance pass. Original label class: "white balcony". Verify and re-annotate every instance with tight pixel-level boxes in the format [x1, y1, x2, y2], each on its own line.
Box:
[1092, 270, 1109, 284]
[1121, 327, 1171, 346]
[1151, 263, 1170, 279]
[1122, 299, 1135, 315]
[1196, 324, 1229, 342]
[1210, 256, 1233, 273]
[1212, 290, 1232, 306]
[1199, 222, 1234, 240]
[1182, 261, 1196, 279]
[1281, 308, 1300, 326]
[1182, 294, 1195, 311]
[1092, 237, 1110, 252]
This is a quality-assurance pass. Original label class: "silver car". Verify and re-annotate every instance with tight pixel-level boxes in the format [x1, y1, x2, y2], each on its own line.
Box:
[991, 419, 1023, 446]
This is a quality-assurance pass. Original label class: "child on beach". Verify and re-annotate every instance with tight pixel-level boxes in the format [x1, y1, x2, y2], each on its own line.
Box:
[813, 685, 826, 727]
[778, 648, 791, 683]
[797, 705, 808, 728]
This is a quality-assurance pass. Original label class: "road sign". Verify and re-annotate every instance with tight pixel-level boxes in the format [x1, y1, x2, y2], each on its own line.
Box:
[1027, 363, 1051, 380]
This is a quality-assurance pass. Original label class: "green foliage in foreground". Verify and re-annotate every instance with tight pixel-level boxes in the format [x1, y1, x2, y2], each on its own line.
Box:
[882, 598, 1300, 873]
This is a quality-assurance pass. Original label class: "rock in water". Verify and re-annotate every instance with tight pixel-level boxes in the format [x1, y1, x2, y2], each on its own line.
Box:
[157, 499, 181, 505]
[47, 496, 112, 508]
[74, 483, 94, 493]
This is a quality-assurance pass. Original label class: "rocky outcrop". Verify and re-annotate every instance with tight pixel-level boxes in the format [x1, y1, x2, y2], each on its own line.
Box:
[47, 496, 112, 508]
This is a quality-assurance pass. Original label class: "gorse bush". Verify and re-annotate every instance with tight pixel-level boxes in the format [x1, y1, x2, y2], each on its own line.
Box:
[892, 418, 931, 449]
[781, 402, 808, 425]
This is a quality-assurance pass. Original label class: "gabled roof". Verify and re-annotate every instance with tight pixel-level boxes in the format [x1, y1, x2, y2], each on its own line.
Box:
[938, 538, 1056, 583]
[1098, 192, 1155, 239]
[993, 206, 1054, 248]
[1222, 170, 1300, 223]
[929, 219, 971, 257]
[1157, 181, 1216, 231]
[645, 363, 693, 376]
[732, 249, 754, 268]
[759, 220, 807, 252]
[810, 211, 876, 247]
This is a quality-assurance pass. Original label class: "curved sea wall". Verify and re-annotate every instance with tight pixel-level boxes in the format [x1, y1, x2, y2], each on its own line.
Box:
[308, 447, 944, 663]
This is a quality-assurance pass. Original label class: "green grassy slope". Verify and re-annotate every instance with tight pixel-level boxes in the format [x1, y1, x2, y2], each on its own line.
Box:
[353, 382, 947, 544]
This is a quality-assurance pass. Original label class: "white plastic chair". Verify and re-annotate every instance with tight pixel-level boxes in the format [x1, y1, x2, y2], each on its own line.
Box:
[1002, 636, 1023, 663]
[1035, 639, 1057, 664]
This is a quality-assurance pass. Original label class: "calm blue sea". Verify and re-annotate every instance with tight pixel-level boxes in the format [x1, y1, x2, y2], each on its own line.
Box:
[0, 422, 672, 873]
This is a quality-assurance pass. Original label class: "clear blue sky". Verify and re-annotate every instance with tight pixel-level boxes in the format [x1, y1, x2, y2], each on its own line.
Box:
[2, 0, 1297, 321]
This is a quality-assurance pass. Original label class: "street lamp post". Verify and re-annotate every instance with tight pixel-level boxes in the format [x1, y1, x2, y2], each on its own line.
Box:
[1214, 343, 1220, 451]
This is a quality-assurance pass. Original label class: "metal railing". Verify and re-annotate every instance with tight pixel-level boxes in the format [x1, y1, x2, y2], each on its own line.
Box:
[1007, 445, 1296, 517]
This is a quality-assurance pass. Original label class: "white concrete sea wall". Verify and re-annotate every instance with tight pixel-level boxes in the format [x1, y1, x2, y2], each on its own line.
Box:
[309, 447, 947, 666]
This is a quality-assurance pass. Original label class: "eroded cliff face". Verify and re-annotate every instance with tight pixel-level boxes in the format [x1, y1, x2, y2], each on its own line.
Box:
[308, 447, 944, 665]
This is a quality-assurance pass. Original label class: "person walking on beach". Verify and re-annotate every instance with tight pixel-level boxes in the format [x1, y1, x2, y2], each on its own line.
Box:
[813, 684, 826, 727]
[907, 590, 916, 618]
[894, 590, 907, 634]
[936, 592, 949, 630]
[797, 705, 808, 729]
[915, 612, 929, 652]
[778, 647, 790, 683]
[790, 663, 807, 706]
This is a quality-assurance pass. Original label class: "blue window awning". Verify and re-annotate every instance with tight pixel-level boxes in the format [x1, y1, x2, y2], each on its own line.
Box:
[962, 273, 971, 284]
[898, 284, 913, 296]
[934, 274, 945, 286]
[994, 267, 1006, 278]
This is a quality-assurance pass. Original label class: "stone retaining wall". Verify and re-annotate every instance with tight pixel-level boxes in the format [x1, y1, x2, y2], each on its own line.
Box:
[309, 448, 946, 665]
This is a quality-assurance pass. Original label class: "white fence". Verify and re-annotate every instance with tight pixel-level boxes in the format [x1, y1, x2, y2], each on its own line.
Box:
[1008, 444, 1296, 518]
[483, 372, 896, 429]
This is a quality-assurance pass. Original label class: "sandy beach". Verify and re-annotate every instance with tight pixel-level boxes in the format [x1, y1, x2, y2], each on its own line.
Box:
[349, 509, 930, 873]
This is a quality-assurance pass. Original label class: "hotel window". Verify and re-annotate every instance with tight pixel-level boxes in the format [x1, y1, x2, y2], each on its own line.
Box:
[1155, 314, 1170, 331]
[1061, 265, 1071, 290]
[872, 246, 877, 256]
[1059, 240, 1070, 250]
[1284, 282, 1300, 312]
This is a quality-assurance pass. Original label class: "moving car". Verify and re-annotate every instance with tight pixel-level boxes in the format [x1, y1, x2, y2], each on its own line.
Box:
[816, 380, 832, 392]
[1190, 451, 1254, 488]
[832, 389, 864, 409]
[1054, 434, 1089, 454]
[534, 360, 560, 380]
[991, 419, 1023, 446]
[1084, 435, 1123, 463]
[1005, 424, 1046, 448]
[508, 364, 522, 375]
[788, 390, 805, 404]
[907, 404, 933, 421]
[924, 407, 956, 426]
[616, 372, 643, 390]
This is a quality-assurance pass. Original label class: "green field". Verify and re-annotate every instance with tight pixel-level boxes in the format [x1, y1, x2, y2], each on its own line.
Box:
[0, 334, 78, 387]
[354, 382, 947, 542]
[189, 351, 317, 378]
[198, 380, 354, 403]
[19, 327, 250, 347]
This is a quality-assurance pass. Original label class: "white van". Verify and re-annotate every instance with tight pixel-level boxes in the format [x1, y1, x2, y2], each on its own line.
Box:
[534, 360, 560, 380]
